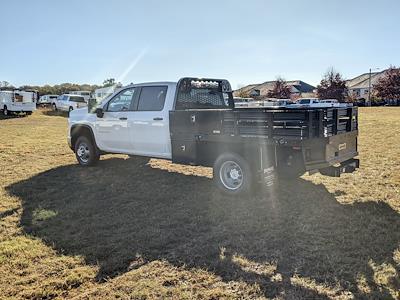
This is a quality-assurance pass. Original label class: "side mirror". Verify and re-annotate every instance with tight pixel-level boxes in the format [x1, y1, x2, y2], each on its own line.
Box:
[96, 108, 104, 118]
[88, 98, 97, 113]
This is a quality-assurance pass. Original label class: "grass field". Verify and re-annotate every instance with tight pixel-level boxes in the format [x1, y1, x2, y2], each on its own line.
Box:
[0, 108, 399, 299]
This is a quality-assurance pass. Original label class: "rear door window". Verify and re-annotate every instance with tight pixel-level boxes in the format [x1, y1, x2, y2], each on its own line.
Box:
[137, 86, 167, 111]
[70, 96, 85, 102]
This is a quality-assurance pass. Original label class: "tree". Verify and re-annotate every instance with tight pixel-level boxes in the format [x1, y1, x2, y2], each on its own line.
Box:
[374, 66, 400, 100]
[0, 81, 15, 91]
[103, 78, 116, 87]
[317, 68, 347, 101]
[266, 77, 291, 99]
[236, 89, 250, 98]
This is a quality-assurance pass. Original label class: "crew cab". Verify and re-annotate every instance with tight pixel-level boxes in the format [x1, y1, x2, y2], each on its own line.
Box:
[53, 94, 87, 112]
[68, 77, 359, 195]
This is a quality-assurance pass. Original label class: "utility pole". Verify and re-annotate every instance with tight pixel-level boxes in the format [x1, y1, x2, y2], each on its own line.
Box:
[368, 68, 372, 107]
[368, 67, 380, 106]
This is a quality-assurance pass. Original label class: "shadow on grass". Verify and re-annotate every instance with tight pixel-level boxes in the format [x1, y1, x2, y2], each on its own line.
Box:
[6, 157, 400, 298]
[0, 113, 28, 120]
[41, 109, 68, 117]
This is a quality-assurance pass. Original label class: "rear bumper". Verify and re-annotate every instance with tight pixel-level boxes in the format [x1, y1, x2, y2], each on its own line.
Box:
[318, 158, 360, 177]
[7, 103, 36, 112]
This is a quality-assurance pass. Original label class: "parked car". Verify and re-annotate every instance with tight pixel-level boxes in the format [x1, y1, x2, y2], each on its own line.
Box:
[262, 99, 293, 108]
[291, 98, 322, 108]
[68, 77, 359, 195]
[38, 94, 59, 106]
[0, 90, 36, 116]
[53, 94, 87, 112]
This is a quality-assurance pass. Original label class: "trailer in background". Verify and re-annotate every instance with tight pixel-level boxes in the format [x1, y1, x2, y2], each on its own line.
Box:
[69, 91, 91, 102]
[94, 86, 119, 102]
[0, 90, 37, 116]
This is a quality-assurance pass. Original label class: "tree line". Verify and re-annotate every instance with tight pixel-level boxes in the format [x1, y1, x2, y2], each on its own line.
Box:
[0, 78, 120, 96]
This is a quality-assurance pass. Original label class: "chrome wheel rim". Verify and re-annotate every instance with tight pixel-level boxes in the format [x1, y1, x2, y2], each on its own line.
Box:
[219, 160, 244, 190]
[77, 142, 90, 163]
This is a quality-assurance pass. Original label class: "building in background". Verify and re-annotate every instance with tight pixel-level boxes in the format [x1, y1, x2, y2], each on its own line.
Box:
[234, 80, 315, 100]
[346, 70, 387, 101]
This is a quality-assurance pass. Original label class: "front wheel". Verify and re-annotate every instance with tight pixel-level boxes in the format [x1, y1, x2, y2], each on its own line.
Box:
[74, 136, 100, 166]
[3, 106, 9, 116]
[52, 103, 57, 111]
[213, 153, 253, 195]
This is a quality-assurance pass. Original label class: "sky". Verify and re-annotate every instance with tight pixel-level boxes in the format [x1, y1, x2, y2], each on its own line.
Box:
[1, 0, 399, 89]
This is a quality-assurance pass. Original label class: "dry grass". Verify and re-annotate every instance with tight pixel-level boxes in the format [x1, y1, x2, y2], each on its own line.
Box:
[0, 108, 399, 299]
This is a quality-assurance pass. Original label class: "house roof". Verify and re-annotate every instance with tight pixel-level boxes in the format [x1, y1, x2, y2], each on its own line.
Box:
[234, 80, 315, 96]
[346, 70, 387, 89]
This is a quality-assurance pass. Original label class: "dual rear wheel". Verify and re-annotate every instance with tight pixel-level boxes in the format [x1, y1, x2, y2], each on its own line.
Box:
[213, 153, 253, 195]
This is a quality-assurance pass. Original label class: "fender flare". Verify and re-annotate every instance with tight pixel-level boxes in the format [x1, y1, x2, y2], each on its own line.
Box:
[70, 124, 100, 152]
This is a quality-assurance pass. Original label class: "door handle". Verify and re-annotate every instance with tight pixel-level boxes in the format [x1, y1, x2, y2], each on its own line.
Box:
[119, 117, 128, 120]
[153, 117, 163, 121]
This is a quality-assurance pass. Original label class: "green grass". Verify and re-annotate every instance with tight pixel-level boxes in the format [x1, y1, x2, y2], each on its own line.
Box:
[0, 108, 399, 299]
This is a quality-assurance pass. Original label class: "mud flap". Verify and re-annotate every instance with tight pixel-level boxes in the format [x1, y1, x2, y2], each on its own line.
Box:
[319, 158, 359, 177]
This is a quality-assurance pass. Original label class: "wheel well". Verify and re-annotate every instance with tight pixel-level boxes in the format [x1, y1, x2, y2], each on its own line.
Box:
[71, 126, 96, 151]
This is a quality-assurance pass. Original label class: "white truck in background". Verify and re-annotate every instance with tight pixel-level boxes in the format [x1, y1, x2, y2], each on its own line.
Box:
[53, 94, 87, 112]
[38, 94, 59, 106]
[0, 90, 37, 116]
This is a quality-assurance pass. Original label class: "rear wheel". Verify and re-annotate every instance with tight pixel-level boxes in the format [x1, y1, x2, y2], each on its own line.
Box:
[52, 103, 57, 111]
[69, 106, 73, 112]
[213, 153, 253, 195]
[277, 150, 305, 179]
[3, 106, 10, 116]
[74, 136, 99, 166]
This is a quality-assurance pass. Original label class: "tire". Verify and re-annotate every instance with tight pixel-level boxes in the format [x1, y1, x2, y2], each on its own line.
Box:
[52, 103, 57, 111]
[26, 111, 32, 116]
[213, 152, 253, 195]
[69, 106, 73, 112]
[74, 136, 100, 166]
[276, 150, 305, 179]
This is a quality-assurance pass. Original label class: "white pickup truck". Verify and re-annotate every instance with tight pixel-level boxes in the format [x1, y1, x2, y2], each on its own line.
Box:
[68, 77, 359, 195]
[53, 94, 87, 112]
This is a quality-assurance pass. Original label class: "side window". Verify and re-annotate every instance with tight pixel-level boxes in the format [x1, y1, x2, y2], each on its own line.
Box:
[137, 86, 167, 111]
[106, 88, 136, 112]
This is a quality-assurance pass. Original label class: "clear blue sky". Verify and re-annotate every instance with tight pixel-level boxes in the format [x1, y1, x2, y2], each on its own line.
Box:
[1, 0, 399, 88]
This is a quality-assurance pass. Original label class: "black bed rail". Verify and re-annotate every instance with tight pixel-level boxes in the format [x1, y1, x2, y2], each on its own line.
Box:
[222, 106, 358, 139]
